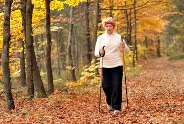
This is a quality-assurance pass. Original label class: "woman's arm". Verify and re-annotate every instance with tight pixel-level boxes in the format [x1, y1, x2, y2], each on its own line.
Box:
[121, 39, 130, 54]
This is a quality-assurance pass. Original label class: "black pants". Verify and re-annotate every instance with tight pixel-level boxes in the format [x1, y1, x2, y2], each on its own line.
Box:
[102, 66, 123, 110]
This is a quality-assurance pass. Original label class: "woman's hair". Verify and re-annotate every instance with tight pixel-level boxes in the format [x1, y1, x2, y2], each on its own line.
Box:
[102, 17, 115, 27]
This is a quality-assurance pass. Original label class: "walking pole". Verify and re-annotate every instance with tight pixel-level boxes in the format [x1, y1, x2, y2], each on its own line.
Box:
[98, 60, 102, 112]
[99, 84, 102, 112]
[121, 36, 129, 108]
[122, 51, 129, 108]
[98, 46, 105, 112]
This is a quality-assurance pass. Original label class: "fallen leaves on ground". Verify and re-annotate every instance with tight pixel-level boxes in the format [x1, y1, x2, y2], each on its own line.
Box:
[0, 57, 183, 123]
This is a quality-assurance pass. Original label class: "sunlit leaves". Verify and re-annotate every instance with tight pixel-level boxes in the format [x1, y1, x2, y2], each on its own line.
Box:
[10, 10, 23, 40]
[33, 0, 45, 9]
[18, 47, 23, 53]
[50, 0, 64, 10]
[0, 0, 86, 45]
[64, 0, 86, 7]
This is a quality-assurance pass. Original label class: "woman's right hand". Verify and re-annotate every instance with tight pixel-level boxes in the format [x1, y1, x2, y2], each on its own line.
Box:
[99, 46, 105, 57]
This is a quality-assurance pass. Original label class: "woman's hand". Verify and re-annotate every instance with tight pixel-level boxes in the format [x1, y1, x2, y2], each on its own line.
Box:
[121, 42, 125, 51]
[99, 46, 105, 57]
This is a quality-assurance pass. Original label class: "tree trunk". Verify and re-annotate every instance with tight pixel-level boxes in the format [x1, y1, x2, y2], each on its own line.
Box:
[94, 0, 101, 74]
[133, 0, 137, 66]
[26, 0, 47, 98]
[45, 0, 54, 94]
[67, 7, 76, 81]
[129, 9, 132, 46]
[157, 36, 161, 57]
[58, 30, 65, 70]
[19, 39, 26, 87]
[40, 34, 46, 72]
[2, 0, 15, 110]
[32, 53, 47, 98]
[20, 0, 27, 87]
[134, 0, 137, 60]
[56, 31, 61, 75]
[109, 0, 113, 17]
[124, 1, 132, 46]
[84, 0, 92, 65]
[182, 40, 184, 53]
[26, 0, 34, 99]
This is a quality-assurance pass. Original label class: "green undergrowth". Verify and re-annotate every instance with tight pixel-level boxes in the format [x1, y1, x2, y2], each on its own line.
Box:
[126, 65, 143, 78]
[169, 53, 184, 60]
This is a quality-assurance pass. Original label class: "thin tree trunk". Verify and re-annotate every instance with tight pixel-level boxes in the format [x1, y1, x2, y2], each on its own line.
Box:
[56, 31, 61, 75]
[40, 34, 46, 72]
[45, 0, 54, 94]
[134, 0, 137, 60]
[58, 30, 65, 70]
[20, 0, 27, 87]
[182, 40, 184, 52]
[94, 0, 100, 62]
[124, 1, 131, 46]
[84, 0, 91, 65]
[129, 9, 132, 46]
[109, 0, 113, 17]
[133, 0, 137, 66]
[2, 0, 15, 110]
[19, 39, 26, 86]
[26, 0, 34, 99]
[157, 36, 161, 57]
[95, 0, 100, 37]
[67, 7, 76, 81]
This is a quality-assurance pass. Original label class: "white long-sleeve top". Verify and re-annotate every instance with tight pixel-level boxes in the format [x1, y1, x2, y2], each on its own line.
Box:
[94, 32, 130, 68]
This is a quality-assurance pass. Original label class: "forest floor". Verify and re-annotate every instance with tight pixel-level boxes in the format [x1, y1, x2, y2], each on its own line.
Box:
[0, 57, 184, 124]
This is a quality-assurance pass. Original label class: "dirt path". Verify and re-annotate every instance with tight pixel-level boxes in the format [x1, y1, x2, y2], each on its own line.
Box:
[90, 57, 184, 123]
[62, 57, 184, 123]
[0, 57, 183, 123]
[125, 57, 184, 123]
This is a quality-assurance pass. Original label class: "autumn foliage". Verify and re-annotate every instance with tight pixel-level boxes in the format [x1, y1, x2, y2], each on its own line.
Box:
[0, 57, 183, 123]
[0, 0, 184, 123]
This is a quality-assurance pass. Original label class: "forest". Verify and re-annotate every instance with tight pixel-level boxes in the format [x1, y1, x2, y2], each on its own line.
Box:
[0, 0, 184, 123]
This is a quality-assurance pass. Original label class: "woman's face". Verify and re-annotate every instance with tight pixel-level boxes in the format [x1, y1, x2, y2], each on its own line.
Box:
[105, 24, 114, 34]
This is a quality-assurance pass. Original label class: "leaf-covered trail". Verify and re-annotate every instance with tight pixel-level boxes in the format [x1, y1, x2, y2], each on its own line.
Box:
[0, 57, 184, 123]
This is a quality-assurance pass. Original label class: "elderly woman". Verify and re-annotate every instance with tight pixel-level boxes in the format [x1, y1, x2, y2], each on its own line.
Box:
[94, 17, 130, 114]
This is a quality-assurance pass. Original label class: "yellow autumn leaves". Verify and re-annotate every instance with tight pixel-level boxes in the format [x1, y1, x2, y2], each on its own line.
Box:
[0, 0, 86, 47]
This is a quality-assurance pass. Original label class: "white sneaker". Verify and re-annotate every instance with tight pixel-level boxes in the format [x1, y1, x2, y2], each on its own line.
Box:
[113, 110, 121, 114]
[107, 105, 113, 111]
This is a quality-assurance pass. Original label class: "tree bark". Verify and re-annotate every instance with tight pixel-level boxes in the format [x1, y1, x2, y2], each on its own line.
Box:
[2, 0, 15, 110]
[20, 0, 27, 87]
[134, 0, 137, 61]
[124, 1, 132, 46]
[26, 0, 34, 99]
[55, 31, 61, 75]
[84, 0, 92, 65]
[26, 0, 47, 98]
[45, 0, 54, 94]
[32, 53, 47, 98]
[133, 0, 137, 66]
[67, 7, 76, 81]
[157, 36, 161, 57]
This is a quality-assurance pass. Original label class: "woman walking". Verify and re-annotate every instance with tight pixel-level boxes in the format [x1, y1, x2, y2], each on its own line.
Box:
[94, 17, 130, 114]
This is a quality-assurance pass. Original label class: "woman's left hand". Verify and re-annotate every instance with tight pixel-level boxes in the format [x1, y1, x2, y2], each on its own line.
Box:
[121, 42, 125, 51]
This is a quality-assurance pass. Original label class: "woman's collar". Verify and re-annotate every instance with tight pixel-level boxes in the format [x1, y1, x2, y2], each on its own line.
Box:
[105, 31, 114, 35]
